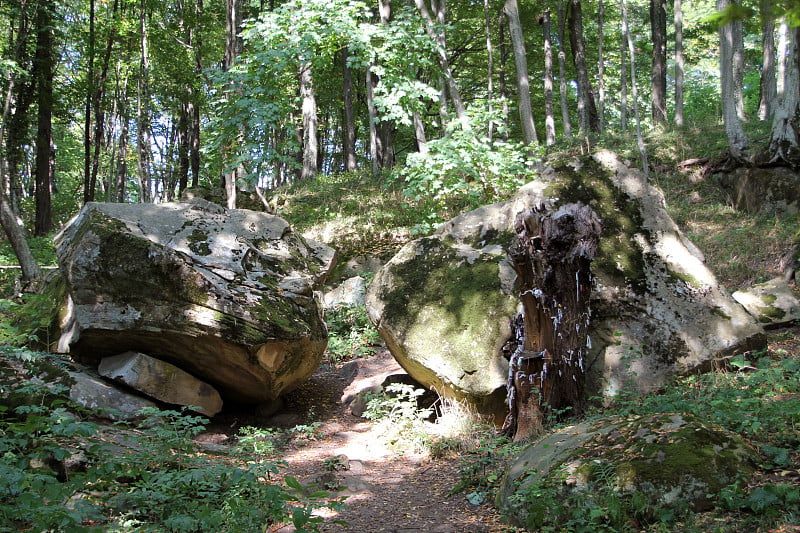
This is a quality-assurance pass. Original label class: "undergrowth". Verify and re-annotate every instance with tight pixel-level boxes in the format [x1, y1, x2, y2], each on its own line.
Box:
[0, 347, 340, 532]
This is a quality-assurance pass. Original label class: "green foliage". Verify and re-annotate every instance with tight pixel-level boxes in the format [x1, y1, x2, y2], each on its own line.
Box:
[0, 347, 338, 532]
[324, 303, 379, 365]
[393, 118, 539, 209]
[364, 382, 433, 452]
[450, 435, 521, 506]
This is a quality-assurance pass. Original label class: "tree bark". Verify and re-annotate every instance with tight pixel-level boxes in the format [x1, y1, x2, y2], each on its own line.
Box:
[623, 0, 649, 173]
[502, 204, 602, 442]
[674, 0, 685, 126]
[504, 0, 538, 146]
[650, 0, 668, 123]
[597, 0, 605, 132]
[485, 0, 495, 142]
[84, 0, 95, 204]
[415, 0, 469, 129]
[557, 1, 572, 139]
[765, 26, 800, 166]
[34, 0, 54, 236]
[223, 0, 244, 207]
[758, 0, 776, 120]
[136, 0, 152, 202]
[718, 0, 749, 159]
[299, 62, 318, 180]
[542, 11, 556, 145]
[619, 0, 629, 130]
[341, 48, 357, 172]
[567, 0, 599, 134]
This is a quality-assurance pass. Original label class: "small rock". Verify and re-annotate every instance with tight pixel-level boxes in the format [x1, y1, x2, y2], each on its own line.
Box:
[733, 277, 800, 328]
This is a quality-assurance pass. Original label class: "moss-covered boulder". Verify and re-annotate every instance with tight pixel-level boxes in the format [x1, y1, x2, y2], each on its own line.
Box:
[53, 199, 335, 404]
[733, 277, 800, 328]
[497, 413, 757, 530]
[366, 151, 765, 413]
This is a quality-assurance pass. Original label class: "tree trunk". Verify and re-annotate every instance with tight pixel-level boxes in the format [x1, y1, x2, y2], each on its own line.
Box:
[223, 0, 244, 207]
[0, 44, 41, 284]
[619, 0, 629, 130]
[415, 0, 469, 128]
[557, 1, 572, 139]
[623, 0, 649, 173]
[342, 48, 357, 172]
[758, 0, 776, 120]
[485, 0, 495, 142]
[765, 26, 800, 166]
[89, 0, 119, 205]
[597, 0, 605, 132]
[674, 0, 684, 126]
[34, 0, 54, 236]
[567, 0, 599, 134]
[542, 11, 556, 145]
[498, 12, 510, 140]
[502, 204, 602, 442]
[366, 67, 380, 177]
[504, 0, 538, 146]
[84, 0, 95, 204]
[136, 0, 152, 202]
[299, 62, 318, 180]
[650, 0, 668, 123]
[718, 0, 749, 159]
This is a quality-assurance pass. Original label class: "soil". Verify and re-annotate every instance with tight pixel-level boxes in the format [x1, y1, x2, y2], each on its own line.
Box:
[202, 350, 521, 533]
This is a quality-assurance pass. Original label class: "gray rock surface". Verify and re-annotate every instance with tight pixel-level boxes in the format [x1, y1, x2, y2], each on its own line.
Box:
[54, 199, 335, 404]
[68, 370, 158, 421]
[733, 277, 800, 328]
[366, 151, 765, 413]
[98, 352, 223, 416]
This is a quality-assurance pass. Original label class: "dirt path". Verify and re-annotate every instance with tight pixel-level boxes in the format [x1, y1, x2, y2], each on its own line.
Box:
[240, 351, 519, 533]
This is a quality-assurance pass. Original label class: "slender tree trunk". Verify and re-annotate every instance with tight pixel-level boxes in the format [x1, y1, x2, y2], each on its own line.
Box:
[542, 11, 556, 145]
[620, 0, 629, 130]
[34, 0, 54, 235]
[89, 0, 119, 205]
[718, 0, 749, 158]
[223, 0, 244, 207]
[0, 47, 41, 283]
[136, 0, 152, 202]
[597, 0, 605, 132]
[623, 0, 649, 173]
[758, 0, 776, 120]
[6, 7, 34, 216]
[84, 0, 95, 204]
[568, 0, 599, 134]
[415, 0, 469, 128]
[366, 67, 380, 177]
[498, 12, 510, 140]
[485, 0, 495, 142]
[299, 62, 318, 180]
[557, 1, 572, 139]
[342, 49, 357, 172]
[650, 0, 668, 123]
[674, 0, 684, 126]
[116, 80, 129, 202]
[733, 7, 746, 122]
[504, 0, 537, 145]
[177, 102, 190, 194]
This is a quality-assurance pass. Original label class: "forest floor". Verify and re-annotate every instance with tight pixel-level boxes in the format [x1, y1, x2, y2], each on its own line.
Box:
[203, 349, 522, 533]
[198, 322, 800, 533]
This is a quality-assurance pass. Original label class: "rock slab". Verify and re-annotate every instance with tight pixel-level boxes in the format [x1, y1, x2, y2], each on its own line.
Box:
[99, 352, 223, 416]
[54, 200, 335, 404]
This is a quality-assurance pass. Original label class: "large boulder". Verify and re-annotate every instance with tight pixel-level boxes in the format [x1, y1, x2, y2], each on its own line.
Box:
[54, 199, 335, 404]
[365, 151, 765, 413]
[496, 413, 757, 530]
